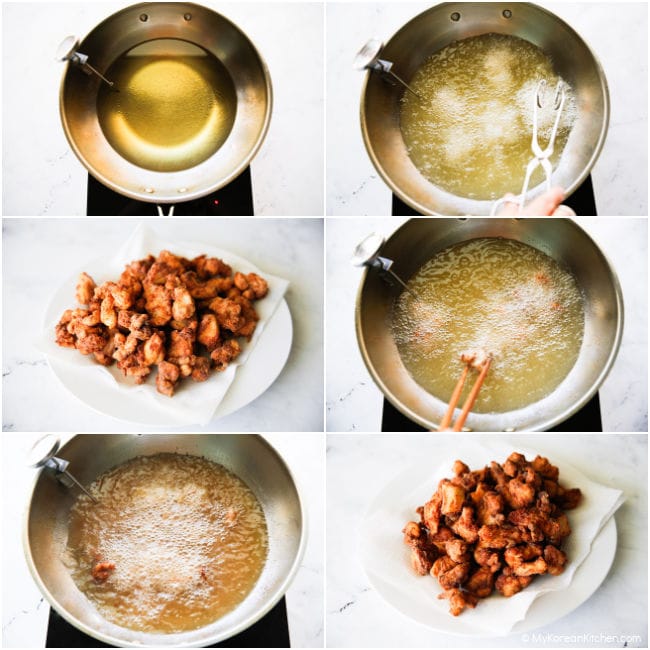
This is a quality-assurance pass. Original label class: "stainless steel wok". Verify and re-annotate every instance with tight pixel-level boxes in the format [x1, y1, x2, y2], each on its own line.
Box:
[60, 3, 272, 205]
[24, 434, 305, 647]
[360, 2, 610, 215]
[355, 219, 623, 431]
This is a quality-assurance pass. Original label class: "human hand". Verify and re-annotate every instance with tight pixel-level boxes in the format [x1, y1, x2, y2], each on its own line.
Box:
[497, 187, 576, 216]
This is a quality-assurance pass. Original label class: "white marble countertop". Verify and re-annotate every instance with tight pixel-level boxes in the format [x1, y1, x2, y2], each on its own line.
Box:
[326, 2, 648, 215]
[1, 432, 324, 647]
[2, 218, 324, 432]
[326, 217, 648, 432]
[1, 1, 324, 216]
[326, 433, 648, 647]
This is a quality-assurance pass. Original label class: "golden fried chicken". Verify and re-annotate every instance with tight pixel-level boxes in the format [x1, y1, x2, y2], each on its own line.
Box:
[402, 453, 581, 616]
[210, 339, 241, 371]
[440, 480, 465, 515]
[76, 272, 96, 305]
[55, 250, 269, 396]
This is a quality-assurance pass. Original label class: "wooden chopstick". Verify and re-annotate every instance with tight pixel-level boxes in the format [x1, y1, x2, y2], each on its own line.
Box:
[439, 357, 492, 432]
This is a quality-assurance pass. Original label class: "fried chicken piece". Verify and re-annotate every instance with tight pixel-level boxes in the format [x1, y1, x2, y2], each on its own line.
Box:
[74, 327, 109, 355]
[143, 331, 165, 365]
[478, 524, 522, 549]
[449, 506, 479, 543]
[440, 480, 465, 515]
[198, 313, 220, 350]
[116, 348, 151, 384]
[423, 493, 442, 534]
[208, 297, 244, 332]
[504, 544, 547, 576]
[55, 318, 76, 348]
[428, 526, 456, 551]
[474, 546, 502, 573]
[438, 588, 478, 616]
[543, 545, 567, 575]
[191, 356, 211, 382]
[452, 459, 469, 476]
[156, 360, 180, 396]
[234, 272, 269, 300]
[182, 271, 233, 299]
[143, 282, 173, 326]
[403, 521, 426, 547]
[531, 455, 559, 481]
[444, 538, 469, 563]
[431, 556, 470, 590]
[541, 513, 571, 545]
[92, 561, 115, 582]
[168, 328, 194, 359]
[76, 272, 96, 305]
[495, 567, 533, 597]
[555, 487, 582, 510]
[465, 566, 495, 598]
[460, 348, 489, 370]
[503, 477, 536, 509]
[112, 331, 139, 362]
[477, 490, 505, 525]
[229, 295, 260, 339]
[100, 294, 117, 329]
[172, 285, 195, 321]
[210, 339, 241, 371]
[191, 254, 231, 279]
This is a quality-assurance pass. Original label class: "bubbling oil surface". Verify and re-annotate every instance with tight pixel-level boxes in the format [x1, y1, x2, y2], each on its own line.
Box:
[66, 453, 268, 634]
[97, 39, 237, 172]
[400, 34, 577, 200]
[391, 238, 585, 413]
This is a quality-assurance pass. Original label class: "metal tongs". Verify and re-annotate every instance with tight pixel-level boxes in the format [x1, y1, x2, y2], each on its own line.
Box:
[491, 79, 566, 215]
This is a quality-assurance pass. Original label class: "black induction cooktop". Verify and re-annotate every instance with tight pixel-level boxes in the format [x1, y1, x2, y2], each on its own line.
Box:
[86, 167, 254, 216]
[45, 597, 290, 648]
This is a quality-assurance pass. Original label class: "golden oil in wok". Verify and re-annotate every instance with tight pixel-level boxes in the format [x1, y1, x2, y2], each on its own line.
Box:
[97, 39, 237, 172]
[400, 34, 577, 200]
[391, 238, 584, 413]
[66, 453, 268, 633]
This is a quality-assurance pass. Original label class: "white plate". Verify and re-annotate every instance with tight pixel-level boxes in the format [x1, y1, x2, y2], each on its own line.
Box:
[359, 447, 618, 637]
[43, 245, 292, 427]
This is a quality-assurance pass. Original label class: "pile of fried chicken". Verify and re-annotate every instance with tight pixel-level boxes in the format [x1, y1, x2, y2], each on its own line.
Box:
[55, 250, 268, 396]
[403, 452, 582, 616]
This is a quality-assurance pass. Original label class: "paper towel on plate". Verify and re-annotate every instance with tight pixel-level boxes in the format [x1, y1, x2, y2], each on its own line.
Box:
[359, 439, 624, 635]
[36, 224, 290, 426]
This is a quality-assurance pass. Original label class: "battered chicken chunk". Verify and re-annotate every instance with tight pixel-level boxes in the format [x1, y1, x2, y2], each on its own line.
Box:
[54, 250, 269, 396]
[402, 453, 581, 616]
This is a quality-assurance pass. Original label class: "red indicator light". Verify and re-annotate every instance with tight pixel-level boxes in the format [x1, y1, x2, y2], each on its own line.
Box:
[213, 199, 220, 206]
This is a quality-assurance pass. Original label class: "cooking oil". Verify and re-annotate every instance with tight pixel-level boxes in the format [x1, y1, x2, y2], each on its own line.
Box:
[400, 34, 577, 200]
[391, 238, 584, 413]
[66, 453, 268, 633]
[97, 39, 237, 172]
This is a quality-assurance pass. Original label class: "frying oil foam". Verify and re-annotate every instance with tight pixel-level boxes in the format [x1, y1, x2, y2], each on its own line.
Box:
[391, 238, 585, 413]
[400, 34, 577, 200]
[66, 454, 268, 633]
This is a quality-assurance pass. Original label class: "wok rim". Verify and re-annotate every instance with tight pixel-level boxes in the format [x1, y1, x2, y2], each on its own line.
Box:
[359, 1, 611, 216]
[22, 433, 308, 647]
[354, 218, 625, 432]
[58, 2, 274, 205]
